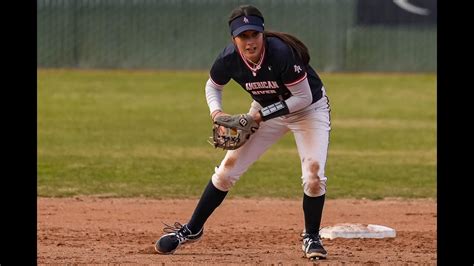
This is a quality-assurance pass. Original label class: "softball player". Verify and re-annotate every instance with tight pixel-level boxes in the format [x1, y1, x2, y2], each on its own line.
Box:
[156, 4, 331, 260]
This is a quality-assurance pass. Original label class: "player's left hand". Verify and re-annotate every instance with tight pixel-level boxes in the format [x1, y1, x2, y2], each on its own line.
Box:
[209, 113, 259, 150]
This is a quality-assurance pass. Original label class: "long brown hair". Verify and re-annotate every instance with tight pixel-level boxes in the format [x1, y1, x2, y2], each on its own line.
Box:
[264, 31, 310, 65]
[228, 5, 311, 65]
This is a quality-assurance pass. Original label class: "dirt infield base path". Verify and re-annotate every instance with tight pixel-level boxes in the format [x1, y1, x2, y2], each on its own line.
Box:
[38, 197, 436, 264]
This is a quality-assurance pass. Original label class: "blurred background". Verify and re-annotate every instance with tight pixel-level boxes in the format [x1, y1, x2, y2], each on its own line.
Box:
[37, 0, 437, 199]
[37, 0, 436, 72]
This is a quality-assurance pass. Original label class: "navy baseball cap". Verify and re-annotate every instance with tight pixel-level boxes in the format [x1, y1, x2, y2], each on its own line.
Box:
[229, 15, 264, 37]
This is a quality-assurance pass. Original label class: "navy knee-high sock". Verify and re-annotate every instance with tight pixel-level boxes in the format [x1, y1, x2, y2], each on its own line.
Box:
[187, 179, 228, 233]
[303, 193, 326, 235]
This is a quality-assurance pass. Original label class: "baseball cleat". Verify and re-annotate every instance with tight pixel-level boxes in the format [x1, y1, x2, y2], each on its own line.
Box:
[155, 222, 203, 254]
[302, 233, 327, 259]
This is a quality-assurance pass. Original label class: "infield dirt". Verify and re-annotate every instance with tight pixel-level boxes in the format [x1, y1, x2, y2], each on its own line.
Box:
[38, 197, 436, 264]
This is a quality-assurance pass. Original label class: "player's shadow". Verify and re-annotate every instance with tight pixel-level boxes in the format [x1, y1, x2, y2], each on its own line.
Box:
[138, 246, 232, 256]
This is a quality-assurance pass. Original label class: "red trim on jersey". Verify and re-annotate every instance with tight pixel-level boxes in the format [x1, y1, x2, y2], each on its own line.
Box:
[285, 73, 308, 87]
[209, 76, 225, 87]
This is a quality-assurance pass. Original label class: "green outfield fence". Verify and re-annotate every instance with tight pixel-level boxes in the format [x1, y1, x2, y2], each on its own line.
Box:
[37, 0, 437, 72]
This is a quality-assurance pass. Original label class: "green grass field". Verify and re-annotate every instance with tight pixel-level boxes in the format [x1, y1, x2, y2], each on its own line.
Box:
[38, 70, 436, 199]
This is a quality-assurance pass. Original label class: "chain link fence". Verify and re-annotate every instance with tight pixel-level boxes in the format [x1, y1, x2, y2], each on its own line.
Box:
[37, 0, 436, 72]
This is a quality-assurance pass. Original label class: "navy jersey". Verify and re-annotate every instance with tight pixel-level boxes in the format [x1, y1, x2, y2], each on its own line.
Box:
[209, 36, 324, 108]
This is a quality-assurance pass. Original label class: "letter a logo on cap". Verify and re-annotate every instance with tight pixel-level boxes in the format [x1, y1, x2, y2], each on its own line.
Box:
[243, 17, 249, 23]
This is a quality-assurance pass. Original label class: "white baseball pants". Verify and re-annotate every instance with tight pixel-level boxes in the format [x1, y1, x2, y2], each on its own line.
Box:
[211, 88, 331, 197]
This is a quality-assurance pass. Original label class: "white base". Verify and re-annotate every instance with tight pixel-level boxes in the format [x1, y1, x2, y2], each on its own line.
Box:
[319, 223, 396, 239]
